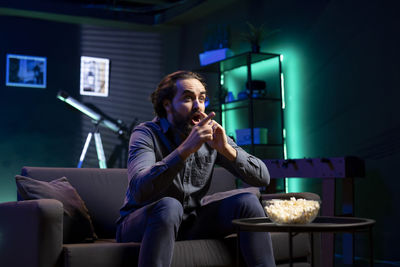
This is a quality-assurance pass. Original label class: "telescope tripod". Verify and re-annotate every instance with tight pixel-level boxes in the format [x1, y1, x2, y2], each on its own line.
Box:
[78, 123, 107, 168]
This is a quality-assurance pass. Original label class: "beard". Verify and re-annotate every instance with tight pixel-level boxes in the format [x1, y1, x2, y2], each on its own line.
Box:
[171, 105, 196, 137]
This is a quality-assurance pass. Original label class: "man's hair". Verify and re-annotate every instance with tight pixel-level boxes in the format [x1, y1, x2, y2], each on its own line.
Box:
[151, 70, 207, 118]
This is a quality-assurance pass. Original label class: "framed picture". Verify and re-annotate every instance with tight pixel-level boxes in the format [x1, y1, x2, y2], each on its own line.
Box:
[80, 56, 110, 97]
[6, 54, 47, 88]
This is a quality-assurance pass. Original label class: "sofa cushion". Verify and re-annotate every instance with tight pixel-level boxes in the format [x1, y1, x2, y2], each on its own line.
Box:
[172, 239, 235, 267]
[63, 240, 140, 267]
[61, 235, 311, 267]
[15, 175, 97, 243]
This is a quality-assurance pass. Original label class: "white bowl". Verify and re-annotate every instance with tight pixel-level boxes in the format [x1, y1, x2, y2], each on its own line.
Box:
[263, 198, 320, 224]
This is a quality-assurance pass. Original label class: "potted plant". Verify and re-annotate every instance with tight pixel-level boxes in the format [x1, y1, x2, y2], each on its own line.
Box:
[242, 22, 279, 53]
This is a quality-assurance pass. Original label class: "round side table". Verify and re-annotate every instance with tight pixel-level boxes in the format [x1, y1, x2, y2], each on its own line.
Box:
[232, 216, 375, 267]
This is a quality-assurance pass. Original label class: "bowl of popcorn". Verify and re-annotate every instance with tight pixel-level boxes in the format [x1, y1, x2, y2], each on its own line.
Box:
[263, 197, 321, 224]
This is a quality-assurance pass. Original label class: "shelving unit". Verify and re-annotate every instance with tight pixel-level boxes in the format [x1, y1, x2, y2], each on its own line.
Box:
[198, 52, 285, 192]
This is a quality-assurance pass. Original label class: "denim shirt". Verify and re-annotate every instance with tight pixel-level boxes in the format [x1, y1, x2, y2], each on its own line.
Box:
[118, 117, 270, 221]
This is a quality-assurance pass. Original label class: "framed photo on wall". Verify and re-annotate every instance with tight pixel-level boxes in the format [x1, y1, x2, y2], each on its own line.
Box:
[80, 56, 110, 97]
[5, 54, 47, 88]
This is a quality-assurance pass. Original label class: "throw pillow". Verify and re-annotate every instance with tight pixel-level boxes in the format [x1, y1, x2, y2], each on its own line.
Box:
[15, 175, 97, 243]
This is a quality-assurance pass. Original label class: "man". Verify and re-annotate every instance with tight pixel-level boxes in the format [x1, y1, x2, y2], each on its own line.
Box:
[117, 70, 276, 267]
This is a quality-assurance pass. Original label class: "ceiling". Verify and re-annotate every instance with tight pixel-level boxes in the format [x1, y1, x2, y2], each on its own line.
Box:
[0, 0, 237, 29]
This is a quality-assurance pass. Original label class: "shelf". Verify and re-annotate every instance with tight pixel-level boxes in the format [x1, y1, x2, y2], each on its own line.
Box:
[222, 98, 281, 111]
[239, 143, 283, 147]
[200, 51, 285, 193]
[224, 97, 281, 104]
[198, 52, 280, 73]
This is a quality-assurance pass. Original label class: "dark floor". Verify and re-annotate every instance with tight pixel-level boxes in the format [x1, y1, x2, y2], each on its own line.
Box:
[334, 254, 400, 267]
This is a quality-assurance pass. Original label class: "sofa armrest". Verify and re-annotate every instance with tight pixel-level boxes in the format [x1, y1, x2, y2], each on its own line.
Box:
[0, 199, 64, 267]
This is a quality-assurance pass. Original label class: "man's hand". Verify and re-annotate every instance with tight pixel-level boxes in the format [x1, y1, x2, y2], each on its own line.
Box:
[203, 112, 237, 161]
[177, 112, 215, 160]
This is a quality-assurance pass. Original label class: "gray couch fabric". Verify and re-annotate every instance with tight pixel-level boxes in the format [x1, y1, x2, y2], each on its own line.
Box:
[63, 240, 140, 267]
[0, 199, 63, 267]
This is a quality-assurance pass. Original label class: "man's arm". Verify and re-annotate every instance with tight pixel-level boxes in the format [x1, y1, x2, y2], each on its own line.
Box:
[204, 116, 270, 187]
[217, 137, 270, 187]
[126, 126, 184, 204]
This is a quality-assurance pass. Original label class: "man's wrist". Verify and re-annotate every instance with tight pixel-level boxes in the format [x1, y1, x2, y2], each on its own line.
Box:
[177, 144, 191, 161]
[220, 144, 237, 161]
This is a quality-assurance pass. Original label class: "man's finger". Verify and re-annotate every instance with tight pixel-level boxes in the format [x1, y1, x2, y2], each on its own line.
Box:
[199, 111, 213, 125]
[197, 112, 215, 126]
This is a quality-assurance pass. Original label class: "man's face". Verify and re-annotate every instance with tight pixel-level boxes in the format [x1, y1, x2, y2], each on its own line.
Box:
[164, 78, 207, 136]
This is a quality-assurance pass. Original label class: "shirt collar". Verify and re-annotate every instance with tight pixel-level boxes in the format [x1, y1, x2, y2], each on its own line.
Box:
[159, 117, 171, 134]
[158, 117, 184, 145]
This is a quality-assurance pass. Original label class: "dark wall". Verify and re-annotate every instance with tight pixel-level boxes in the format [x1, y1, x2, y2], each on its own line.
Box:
[0, 16, 82, 202]
[173, 0, 400, 262]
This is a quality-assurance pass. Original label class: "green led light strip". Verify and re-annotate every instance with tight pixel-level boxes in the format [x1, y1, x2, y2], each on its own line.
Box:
[280, 47, 306, 193]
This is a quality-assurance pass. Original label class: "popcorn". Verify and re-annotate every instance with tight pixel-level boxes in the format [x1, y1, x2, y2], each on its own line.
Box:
[264, 197, 320, 224]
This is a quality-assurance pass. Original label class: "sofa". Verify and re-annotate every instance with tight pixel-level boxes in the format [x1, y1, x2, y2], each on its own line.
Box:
[0, 166, 321, 267]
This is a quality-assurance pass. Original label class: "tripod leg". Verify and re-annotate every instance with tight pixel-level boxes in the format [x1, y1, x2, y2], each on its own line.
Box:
[94, 132, 107, 169]
[78, 132, 93, 168]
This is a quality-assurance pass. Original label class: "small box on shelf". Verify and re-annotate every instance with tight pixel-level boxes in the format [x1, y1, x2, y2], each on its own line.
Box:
[199, 48, 233, 66]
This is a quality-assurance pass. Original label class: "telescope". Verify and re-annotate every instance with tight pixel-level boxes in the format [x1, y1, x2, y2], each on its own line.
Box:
[57, 90, 128, 138]
[57, 90, 133, 168]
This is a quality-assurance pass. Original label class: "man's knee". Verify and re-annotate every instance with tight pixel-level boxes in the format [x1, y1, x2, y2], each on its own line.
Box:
[151, 197, 184, 226]
[233, 193, 264, 217]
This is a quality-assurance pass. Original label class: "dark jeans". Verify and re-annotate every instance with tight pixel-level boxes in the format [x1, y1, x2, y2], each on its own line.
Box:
[116, 193, 276, 267]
